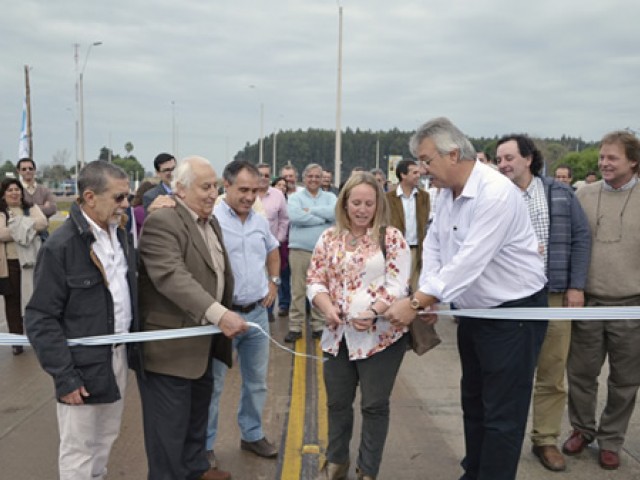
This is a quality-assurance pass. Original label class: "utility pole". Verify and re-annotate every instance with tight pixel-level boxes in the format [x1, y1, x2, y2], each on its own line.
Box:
[334, 5, 343, 187]
[24, 65, 33, 158]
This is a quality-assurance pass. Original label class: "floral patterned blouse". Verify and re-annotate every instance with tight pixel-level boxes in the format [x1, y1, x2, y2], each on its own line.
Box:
[307, 226, 411, 360]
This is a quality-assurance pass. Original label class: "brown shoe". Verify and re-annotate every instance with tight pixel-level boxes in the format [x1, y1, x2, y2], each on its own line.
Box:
[532, 445, 566, 472]
[316, 460, 349, 480]
[562, 430, 591, 456]
[599, 449, 620, 470]
[240, 437, 278, 458]
[199, 467, 231, 480]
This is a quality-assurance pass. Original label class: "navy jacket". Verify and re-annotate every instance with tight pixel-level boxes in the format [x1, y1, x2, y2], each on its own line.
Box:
[25, 202, 140, 403]
[541, 176, 591, 292]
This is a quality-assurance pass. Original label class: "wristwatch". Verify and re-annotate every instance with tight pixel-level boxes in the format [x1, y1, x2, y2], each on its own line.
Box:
[409, 294, 422, 310]
[269, 276, 282, 286]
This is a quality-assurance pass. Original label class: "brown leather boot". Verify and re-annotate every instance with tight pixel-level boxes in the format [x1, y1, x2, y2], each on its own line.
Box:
[356, 466, 376, 480]
[316, 460, 350, 480]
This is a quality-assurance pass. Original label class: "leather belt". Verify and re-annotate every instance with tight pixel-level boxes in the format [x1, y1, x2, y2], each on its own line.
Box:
[409, 245, 418, 249]
[231, 300, 263, 314]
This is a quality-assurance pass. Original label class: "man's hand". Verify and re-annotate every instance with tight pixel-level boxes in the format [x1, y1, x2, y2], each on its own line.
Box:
[218, 310, 249, 338]
[148, 195, 176, 213]
[60, 386, 90, 405]
[262, 282, 278, 308]
[385, 297, 417, 327]
[564, 288, 585, 308]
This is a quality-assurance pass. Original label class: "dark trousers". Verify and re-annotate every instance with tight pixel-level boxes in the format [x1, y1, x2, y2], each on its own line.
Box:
[278, 264, 291, 311]
[323, 335, 407, 477]
[457, 289, 548, 480]
[4, 259, 22, 334]
[137, 364, 213, 480]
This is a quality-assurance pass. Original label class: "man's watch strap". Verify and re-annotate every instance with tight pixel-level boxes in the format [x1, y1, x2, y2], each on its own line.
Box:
[269, 276, 281, 286]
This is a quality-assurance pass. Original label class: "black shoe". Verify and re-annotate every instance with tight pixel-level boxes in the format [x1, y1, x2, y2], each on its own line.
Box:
[268, 311, 275, 323]
[277, 308, 289, 317]
[312, 330, 323, 339]
[284, 331, 302, 343]
[12, 346, 24, 356]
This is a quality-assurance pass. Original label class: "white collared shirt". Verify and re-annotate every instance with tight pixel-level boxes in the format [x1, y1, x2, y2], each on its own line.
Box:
[418, 162, 546, 309]
[81, 211, 132, 334]
[396, 184, 418, 246]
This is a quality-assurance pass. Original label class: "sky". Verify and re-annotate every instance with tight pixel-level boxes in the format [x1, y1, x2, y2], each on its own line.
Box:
[1, 0, 639, 175]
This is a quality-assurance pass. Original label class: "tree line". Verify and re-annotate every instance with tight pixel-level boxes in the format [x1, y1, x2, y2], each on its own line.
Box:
[235, 129, 600, 181]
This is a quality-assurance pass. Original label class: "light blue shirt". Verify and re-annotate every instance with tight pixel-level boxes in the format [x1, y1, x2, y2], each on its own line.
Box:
[214, 201, 279, 305]
[287, 189, 337, 251]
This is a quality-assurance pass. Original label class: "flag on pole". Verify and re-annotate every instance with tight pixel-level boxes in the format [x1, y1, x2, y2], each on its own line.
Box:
[18, 97, 30, 159]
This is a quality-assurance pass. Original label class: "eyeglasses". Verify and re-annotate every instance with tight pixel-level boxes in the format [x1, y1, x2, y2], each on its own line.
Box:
[160, 167, 175, 173]
[20, 167, 34, 172]
[113, 193, 128, 203]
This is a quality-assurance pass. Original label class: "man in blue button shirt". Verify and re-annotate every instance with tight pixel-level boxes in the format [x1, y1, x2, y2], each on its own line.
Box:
[206, 160, 281, 464]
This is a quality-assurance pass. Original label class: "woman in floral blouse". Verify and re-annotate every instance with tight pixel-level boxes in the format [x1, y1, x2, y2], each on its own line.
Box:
[307, 172, 410, 480]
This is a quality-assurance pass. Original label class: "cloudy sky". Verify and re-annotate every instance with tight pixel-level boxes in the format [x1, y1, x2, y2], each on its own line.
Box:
[1, 0, 639, 174]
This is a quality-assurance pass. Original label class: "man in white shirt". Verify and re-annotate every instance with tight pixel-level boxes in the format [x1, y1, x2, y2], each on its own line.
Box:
[386, 117, 548, 480]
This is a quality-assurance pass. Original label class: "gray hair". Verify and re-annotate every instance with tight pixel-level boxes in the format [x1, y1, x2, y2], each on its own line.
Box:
[409, 117, 476, 162]
[370, 168, 386, 180]
[302, 163, 323, 177]
[171, 156, 212, 191]
[78, 161, 128, 203]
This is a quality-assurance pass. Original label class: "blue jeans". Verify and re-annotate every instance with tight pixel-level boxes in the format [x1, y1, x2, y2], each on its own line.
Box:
[206, 305, 270, 448]
[278, 265, 291, 311]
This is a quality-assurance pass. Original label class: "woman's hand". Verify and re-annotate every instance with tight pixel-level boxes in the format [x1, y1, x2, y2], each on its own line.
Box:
[323, 303, 342, 330]
[351, 309, 377, 331]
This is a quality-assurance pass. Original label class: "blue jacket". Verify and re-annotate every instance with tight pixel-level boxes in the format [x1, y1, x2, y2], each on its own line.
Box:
[287, 189, 336, 251]
[541, 176, 591, 292]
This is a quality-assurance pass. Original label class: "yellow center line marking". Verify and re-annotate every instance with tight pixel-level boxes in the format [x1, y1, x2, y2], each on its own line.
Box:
[316, 339, 328, 465]
[280, 337, 306, 479]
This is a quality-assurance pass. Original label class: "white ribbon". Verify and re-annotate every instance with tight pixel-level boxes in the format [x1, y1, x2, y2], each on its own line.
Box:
[0, 322, 326, 361]
[5, 306, 640, 354]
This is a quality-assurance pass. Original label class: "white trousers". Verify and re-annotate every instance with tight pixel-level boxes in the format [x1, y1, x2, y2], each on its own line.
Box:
[56, 345, 128, 480]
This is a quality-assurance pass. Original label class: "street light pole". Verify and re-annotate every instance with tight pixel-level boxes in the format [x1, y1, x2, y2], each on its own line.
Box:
[77, 41, 102, 172]
[259, 102, 264, 164]
[334, 6, 344, 187]
[249, 85, 264, 164]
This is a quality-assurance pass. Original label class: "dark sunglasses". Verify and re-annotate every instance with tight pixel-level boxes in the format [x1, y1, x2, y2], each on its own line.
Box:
[20, 167, 34, 171]
[113, 193, 128, 203]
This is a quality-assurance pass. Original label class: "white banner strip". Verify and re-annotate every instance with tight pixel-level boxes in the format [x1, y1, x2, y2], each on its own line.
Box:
[431, 306, 640, 320]
[4, 306, 639, 352]
[0, 322, 326, 361]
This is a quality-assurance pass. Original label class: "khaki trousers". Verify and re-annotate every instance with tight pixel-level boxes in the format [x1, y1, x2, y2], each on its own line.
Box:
[57, 346, 128, 480]
[531, 292, 571, 446]
[288, 249, 324, 333]
[567, 313, 640, 451]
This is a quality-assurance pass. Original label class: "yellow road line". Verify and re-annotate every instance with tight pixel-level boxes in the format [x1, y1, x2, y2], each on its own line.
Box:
[280, 337, 306, 479]
[316, 339, 328, 465]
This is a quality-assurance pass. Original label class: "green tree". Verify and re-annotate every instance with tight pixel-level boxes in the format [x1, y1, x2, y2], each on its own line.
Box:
[112, 156, 145, 181]
[553, 147, 599, 181]
[0, 160, 16, 179]
[124, 142, 134, 158]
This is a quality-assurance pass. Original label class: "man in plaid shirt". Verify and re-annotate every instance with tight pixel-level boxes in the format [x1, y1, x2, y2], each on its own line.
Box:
[497, 134, 591, 473]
